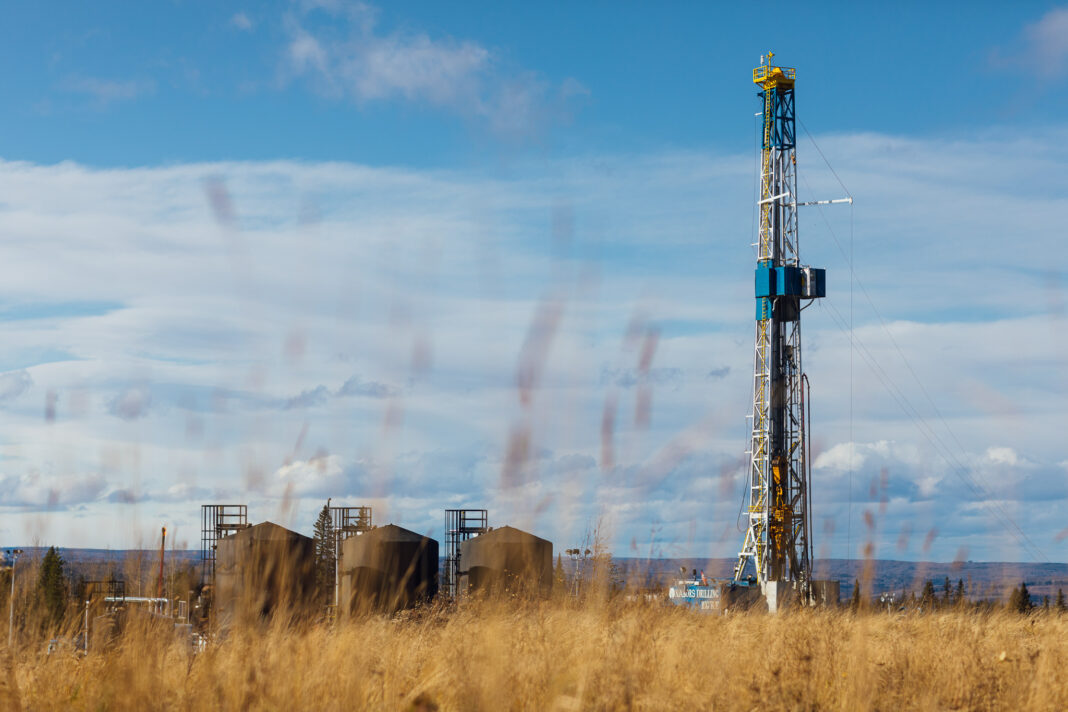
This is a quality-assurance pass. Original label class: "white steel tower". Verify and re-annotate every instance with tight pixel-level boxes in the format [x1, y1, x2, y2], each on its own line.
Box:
[734, 53, 826, 610]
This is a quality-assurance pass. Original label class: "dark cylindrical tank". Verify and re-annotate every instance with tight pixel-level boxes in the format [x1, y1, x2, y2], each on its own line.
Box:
[340, 524, 439, 614]
[214, 521, 316, 625]
[811, 579, 841, 606]
[460, 526, 552, 597]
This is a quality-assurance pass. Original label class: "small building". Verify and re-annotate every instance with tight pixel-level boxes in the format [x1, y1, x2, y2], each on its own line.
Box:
[213, 521, 316, 625]
[459, 526, 552, 597]
[339, 524, 438, 614]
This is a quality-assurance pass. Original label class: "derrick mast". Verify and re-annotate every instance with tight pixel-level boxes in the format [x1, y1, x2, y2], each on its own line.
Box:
[734, 53, 825, 607]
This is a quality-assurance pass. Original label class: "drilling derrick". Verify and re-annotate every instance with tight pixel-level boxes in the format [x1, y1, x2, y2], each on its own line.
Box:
[734, 53, 825, 610]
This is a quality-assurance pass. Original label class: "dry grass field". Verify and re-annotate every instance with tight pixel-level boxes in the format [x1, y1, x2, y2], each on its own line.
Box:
[4, 599, 1068, 711]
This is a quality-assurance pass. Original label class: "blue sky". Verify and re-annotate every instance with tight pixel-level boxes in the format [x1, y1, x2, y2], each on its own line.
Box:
[2, 1, 1062, 166]
[0, 1, 1066, 564]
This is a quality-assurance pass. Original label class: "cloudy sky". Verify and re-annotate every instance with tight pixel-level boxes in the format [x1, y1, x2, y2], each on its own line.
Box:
[0, 1, 1066, 563]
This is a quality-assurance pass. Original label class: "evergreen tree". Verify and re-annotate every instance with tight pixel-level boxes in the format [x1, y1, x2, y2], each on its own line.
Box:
[1008, 585, 1021, 612]
[72, 573, 87, 603]
[1012, 582, 1032, 614]
[1043, 595, 1050, 611]
[850, 579, 861, 612]
[1019, 582, 1032, 613]
[942, 576, 951, 607]
[36, 546, 67, 627]
[313, 500, 336, 606]
[920, 580, 936, 609]
[1056, 588, 1066, 613]
[955, 578, 965, 606]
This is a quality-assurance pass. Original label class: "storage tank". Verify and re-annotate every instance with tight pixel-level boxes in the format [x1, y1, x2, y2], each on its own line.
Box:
[459, 526, 552, 597]
[810, 579, 841, 606]
[339, 524, 438, 614]
[213, 521, 316, 625]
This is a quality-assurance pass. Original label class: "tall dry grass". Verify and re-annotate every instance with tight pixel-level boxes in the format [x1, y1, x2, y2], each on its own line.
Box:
[4, 599, 1068, 711]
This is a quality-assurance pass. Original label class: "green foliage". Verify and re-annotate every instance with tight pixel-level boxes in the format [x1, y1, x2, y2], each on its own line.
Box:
[36, 546, 67, 627]
[1056, 588, 1066, 613]
[1008, 582, 1033, 614]
[920, 580, 936, 608]
[313, 500, 336, 606]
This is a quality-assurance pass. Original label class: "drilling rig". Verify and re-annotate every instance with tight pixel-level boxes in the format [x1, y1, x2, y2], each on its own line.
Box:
[733, 53, 830, 612]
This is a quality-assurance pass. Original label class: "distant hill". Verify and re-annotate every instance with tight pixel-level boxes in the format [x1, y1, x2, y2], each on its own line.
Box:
[4, 547, 200, 565]
[10, 548, 1068, 603]
[611, 558, 1068, 602]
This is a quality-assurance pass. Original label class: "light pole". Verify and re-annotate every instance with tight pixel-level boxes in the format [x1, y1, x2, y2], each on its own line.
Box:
[566, 548, 591, 598]
[6, 548, 23, 648]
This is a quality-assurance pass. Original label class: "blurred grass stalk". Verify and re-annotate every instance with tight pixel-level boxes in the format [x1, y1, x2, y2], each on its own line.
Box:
[5, 592, 1068, 711]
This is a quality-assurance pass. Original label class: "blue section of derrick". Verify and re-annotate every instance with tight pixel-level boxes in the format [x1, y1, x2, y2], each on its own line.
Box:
[754, 265, 826, 320]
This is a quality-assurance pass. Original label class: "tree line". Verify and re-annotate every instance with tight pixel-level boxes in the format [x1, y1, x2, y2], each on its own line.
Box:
[2, 545, 204, 635]
[850, 575, 1067, 614]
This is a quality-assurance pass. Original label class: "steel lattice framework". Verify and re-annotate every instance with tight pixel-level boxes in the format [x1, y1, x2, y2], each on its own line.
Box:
[200, 503, 249, 585]
[734, 54, 824, 600]
[443, 509, 488, 598]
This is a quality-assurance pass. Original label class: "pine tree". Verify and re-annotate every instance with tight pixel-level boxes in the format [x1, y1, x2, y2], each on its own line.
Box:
[921, 580, 936, 609]
[313, 500, 336, 606]
[1008, 585, 1021, 612]
[1056, 588, 1066, 613]
[1043, 596, 1050, 611]
[1018, 582, 1032, 613]
[1012, 582, 1033, 614]
[955, 578, 965, 606]
[942, 576, 951, 607]
[37, 546, 67, 627]
[850, 579, 861, 612]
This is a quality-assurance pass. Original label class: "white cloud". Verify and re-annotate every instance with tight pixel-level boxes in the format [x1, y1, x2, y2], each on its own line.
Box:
[282, 2, 584, 137]
[108, 388, 152, 420]
[288, 28, 329, 76]
[814, 440, 920, 472]
[337, 376, 398, 398]
[990, 7, 1068, 79]
[283, 385, 330, 410]
[1021, 7, 1068, 76]
[0, 370, 33, 402]
[0, 124, 1064, 558]
[230, 12, 254, 32]
[351, 33, 488, 105]
[0, 469, 107, 509]
[274, 453, 344, 497]
[61, 76, 155, 106]
[985, 446, 1019, 467]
